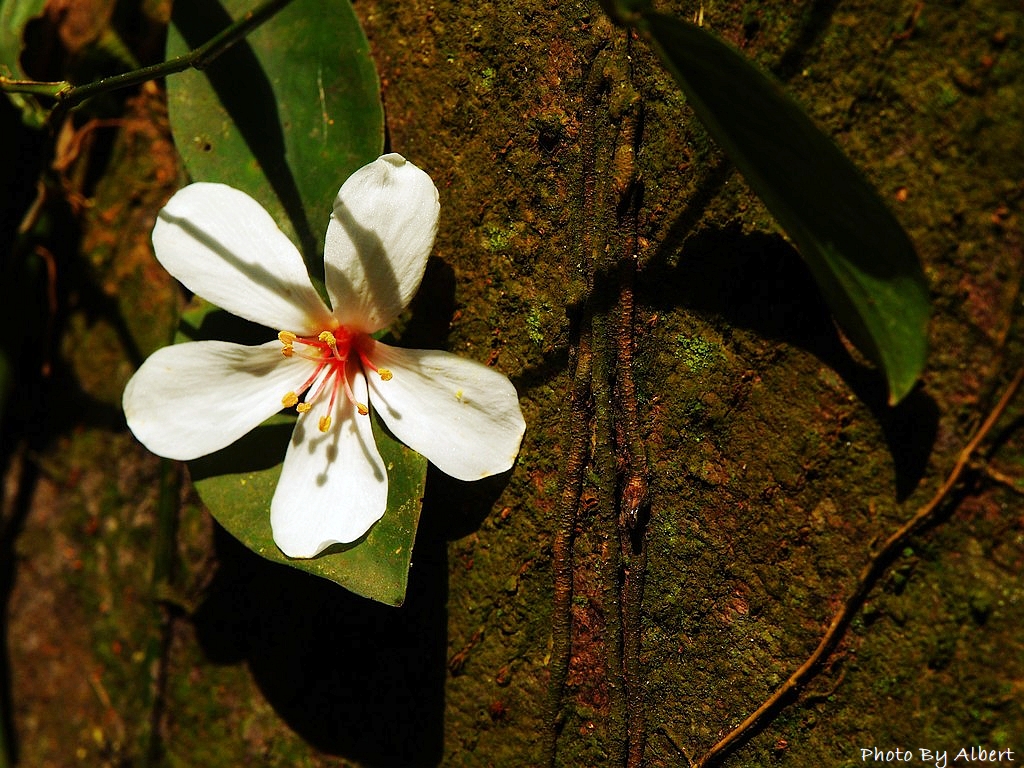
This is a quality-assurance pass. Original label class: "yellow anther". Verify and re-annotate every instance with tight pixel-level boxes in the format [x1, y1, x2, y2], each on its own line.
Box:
[296, 402, 312, 413]
[318, 330, 337, 349]
[356, 403, 368, 416]
[278, 331, 296, 357]
[281, 392, 299, 408]
[455, 389, 464, 401]
[378, 368, 393, 381]
[318, 415, 332, 432]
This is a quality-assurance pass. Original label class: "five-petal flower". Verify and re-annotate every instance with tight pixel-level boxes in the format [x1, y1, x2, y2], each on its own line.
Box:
[123, 154, 526, 558]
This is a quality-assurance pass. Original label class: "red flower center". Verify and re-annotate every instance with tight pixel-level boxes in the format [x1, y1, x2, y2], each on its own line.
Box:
[277, 328, 391, 432]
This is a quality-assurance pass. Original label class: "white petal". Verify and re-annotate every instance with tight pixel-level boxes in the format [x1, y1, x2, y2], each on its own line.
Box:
[324, 154, 440, 333]
[365, 342, 526, 480]
[271, 366, 388, 557]
[123, 340, 315, 461]
[154, 183, 333, 333]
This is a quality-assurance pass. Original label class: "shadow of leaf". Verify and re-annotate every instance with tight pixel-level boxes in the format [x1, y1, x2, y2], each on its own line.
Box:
[643, 226, 937, 498]
[192, 518, 447, 766]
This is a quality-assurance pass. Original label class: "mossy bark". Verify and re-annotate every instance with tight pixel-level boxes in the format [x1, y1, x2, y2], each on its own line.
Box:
[4, 0, 1022, 766]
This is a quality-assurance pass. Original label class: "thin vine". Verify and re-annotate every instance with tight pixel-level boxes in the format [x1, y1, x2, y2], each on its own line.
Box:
[1, 0, 297, 125]
[693, 365, 1024, 767]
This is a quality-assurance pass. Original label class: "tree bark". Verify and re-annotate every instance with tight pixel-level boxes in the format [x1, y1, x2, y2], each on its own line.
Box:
[4, 0, 1022, 766]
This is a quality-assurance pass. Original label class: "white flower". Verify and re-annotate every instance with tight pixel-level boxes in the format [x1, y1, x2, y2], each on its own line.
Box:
[123, 154, 526, 558]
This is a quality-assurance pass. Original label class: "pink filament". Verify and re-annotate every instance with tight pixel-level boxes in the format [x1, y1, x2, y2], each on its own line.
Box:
[286, 327, 372, 416]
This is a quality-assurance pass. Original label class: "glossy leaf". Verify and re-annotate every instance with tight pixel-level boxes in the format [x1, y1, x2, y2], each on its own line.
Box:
[179, 304, 428, 605]
[189, 413, 426, 606]
[0, 0, 45, 77]
[0, 0, 48, 125]
[639, 13, 929, 404]
[165, 0, 384, 275]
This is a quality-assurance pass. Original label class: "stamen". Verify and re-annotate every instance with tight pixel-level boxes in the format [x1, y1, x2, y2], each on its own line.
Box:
[305, 367, 332, 405]
[340, 368, 360, 412]
[281, 360, 327, 416]
[324, 367, 340, 423]
[272, 326, 374, 429]
[318, 330, 338, 355]
[357, 346, 392, 382]
[278, 330, 297, 358]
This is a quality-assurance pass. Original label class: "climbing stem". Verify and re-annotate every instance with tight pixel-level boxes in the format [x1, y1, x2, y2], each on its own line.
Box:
[545, 327, 593, 765]
[0, 0, 297, 122]
[545, 43, 611, 766]
[616, 233, 650, 768]
[593, 311, 629, 764]
[547, 33, 654, 766]
[606, 38, 650, 768]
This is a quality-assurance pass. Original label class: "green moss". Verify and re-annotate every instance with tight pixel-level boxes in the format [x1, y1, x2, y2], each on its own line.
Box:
[672, 334, 723, 373]
[478, 66, 496, 92]
[481, 221, 521, 252]
[932, 80, 961, 110]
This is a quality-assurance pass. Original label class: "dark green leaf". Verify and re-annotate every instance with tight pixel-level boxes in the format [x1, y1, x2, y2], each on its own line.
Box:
[0, 0, 45, 77]
[639, 13, 929, 404]
[0, 0, 49, 126]
[165, 0, 384, 278]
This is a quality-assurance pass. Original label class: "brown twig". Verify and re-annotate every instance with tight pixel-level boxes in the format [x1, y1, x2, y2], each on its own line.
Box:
[695, 365, 1024, 768]
[594, 310, 629, 765]
[979, 464, 1024, 496]
[1, 0, 297, 124]
[544, 48, 608, 765]
[608, 62, 651, 768]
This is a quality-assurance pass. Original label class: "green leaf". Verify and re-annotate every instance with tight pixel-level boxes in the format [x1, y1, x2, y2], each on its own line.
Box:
[639, 13, 929, 404]
[0, 0, 49, 126]
[0, 0, 45, 77]
[178, 303, 428, 606]
[165, 0, 384, 277]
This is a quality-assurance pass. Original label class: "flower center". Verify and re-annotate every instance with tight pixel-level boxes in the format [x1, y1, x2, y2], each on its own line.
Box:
[277, 328, 392, 432]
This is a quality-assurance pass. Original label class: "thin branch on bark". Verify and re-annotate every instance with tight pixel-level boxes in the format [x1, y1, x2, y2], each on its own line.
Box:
[695, 365, 1024, 768]
[0, 0, 296, 123]
[544, 46, 609, 767]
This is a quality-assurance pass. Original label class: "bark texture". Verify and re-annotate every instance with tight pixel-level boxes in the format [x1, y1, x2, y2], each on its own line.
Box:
[3, 0, 1022, 766]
